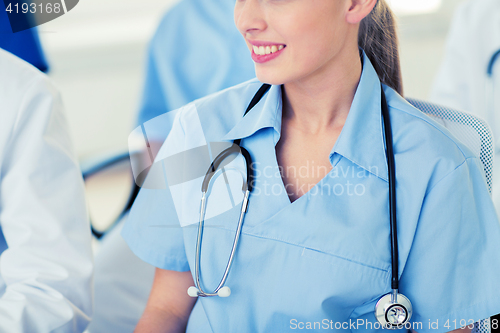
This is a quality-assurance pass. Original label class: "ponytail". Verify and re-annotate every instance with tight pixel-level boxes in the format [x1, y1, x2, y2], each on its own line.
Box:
[358, 0, 403, 95]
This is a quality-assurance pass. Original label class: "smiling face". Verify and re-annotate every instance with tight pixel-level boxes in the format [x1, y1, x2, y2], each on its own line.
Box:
[234, 0, 357, 86]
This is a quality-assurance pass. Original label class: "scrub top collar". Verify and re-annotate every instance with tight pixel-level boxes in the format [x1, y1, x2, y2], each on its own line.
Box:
[222, 82, 283, 145]
[222, 51, 389, 182]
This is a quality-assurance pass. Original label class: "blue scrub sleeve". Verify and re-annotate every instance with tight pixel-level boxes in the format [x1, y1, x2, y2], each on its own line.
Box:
[122, 184, 189, 272]
[399, 157, 500, 332]
[123, 107, 191, 272]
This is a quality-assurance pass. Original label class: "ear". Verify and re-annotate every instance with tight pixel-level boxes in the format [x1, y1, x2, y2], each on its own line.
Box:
[345, 0, 378, 24]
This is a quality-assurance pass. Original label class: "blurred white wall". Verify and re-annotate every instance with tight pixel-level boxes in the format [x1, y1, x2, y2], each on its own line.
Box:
[40, 0, 180, 159]
[39, 0, 467, 159]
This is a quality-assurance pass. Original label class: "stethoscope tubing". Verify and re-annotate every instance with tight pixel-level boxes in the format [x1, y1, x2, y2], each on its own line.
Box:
[201, 145, 255, 192]
[191, 85, 271, 297]
[194, 190, 249, 297]
[380, 88, 400, 292]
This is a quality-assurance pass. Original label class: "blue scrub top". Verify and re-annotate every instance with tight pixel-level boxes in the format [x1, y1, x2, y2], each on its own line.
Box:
[136, 0, 255, 139]
[123, 53, 500, 332]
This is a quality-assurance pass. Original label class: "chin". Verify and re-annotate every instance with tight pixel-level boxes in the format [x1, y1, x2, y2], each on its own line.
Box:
[255, 69, 288, 86]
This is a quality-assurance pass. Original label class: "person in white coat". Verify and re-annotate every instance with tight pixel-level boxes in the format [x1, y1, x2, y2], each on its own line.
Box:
[0, 48, 93, 332]
[430, 0, 500, 211]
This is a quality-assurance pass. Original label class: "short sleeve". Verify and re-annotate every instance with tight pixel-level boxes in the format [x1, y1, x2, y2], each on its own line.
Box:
[399, 157, 500, 332]
[122, 111, 190, 272]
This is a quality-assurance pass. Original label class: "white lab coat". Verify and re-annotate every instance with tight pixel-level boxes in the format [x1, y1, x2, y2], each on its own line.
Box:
[430, 0, 500, 211]
[87, 219, 154, 333]
[0, 49, 93, 332]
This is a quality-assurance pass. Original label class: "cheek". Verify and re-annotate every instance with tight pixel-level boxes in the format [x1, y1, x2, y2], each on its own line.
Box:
[289, 6, 344, 54]
[289, 22, 340, 66]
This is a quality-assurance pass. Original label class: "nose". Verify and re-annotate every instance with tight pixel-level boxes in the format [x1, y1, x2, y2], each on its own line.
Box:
[234, 0, 267, 37]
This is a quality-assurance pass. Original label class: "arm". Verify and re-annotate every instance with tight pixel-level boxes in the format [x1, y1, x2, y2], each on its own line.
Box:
[0, 76, 92, 331]
[135, 268, 197, 333]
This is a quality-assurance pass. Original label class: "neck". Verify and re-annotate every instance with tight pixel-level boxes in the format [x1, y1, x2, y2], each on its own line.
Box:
[281, 47, 362, 135]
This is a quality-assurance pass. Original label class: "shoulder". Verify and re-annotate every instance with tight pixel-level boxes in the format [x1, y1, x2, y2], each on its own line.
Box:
[176, 78, 262, 138]
[0, 48, 53, 93]
[384, 86, 484, 188]
[0, 49, 59, 138]
[0, 49, 58, 106]
[154, 1, 191, 34]
[155, 78, 261, 159]
[193, 78, 263, 113]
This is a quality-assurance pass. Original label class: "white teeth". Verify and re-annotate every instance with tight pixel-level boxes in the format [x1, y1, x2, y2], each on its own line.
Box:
[253, 45, 285, 55]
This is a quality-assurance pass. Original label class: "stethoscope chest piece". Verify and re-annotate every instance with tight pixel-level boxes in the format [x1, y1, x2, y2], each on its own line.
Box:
[375, 292, 412, 329]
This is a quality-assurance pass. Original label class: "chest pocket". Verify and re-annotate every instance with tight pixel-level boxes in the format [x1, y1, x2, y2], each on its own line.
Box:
[287, 246, 390, 331]
[233, 179, 394, 320]
[300, 246, 390, 310]
[265, 237, 391, 324]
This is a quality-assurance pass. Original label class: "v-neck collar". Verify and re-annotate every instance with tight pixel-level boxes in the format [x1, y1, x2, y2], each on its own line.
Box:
[222, 51, 389, 182]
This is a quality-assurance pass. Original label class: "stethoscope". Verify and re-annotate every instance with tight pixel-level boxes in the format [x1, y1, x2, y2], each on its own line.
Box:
[186, 84, 413, 328]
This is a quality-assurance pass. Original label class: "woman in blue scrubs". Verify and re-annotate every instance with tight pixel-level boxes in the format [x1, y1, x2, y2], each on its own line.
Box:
[123, 0, 500, 332]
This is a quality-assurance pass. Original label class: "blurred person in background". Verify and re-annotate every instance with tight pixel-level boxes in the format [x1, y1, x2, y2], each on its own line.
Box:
[136, 0, 255, 142]
[88, 0, 254, 332]
[430, 0, 500, 211]
[0, 48, 92, 332]
[0, 6, 49, 72]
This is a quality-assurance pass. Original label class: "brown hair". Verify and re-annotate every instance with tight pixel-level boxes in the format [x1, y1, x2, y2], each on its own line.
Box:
[358, 0, 403, 95]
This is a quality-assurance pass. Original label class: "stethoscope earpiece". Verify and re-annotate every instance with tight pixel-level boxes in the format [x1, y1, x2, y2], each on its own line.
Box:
[217, 286, 231, 297]
[375, 291, 413, 329]
[187, 286, 200, 298]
